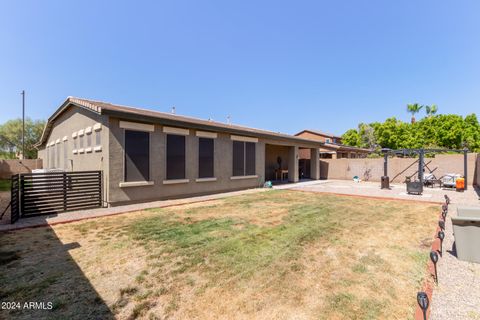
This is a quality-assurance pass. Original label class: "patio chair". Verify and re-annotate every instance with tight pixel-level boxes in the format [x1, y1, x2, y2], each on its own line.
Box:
[451, 206, 480, 264]
[423, 173, 441, 188]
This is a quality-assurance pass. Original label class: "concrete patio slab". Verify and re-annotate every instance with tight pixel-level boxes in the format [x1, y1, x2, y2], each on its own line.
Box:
[282, 179, 480, 205]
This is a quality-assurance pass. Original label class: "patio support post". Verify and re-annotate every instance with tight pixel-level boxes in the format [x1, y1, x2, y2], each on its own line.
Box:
[310, 148, 320, 180]
[418, 149, 424, 184]
[288, 146, 299, 183]
[464, 149, 468, 190]
[383, 153, 388, 177]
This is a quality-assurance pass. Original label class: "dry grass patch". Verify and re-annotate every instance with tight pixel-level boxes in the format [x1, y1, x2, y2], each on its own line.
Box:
[0, 190, 438, 319]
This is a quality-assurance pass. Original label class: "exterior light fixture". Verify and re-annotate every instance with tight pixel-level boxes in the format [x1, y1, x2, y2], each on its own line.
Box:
[438, 231, 445, 256]
[430, 251, 439, 284]
[442, 203, 448, 214]
[417, 291, 429, 320]
[438, 220, 445, 231]
[444, 194, 450, 205]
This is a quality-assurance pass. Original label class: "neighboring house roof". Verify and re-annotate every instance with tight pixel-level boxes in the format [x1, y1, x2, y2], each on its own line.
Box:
[295, 129, 370, 153]
[36, 97, 325, 148]
[295, 129, 343, 140]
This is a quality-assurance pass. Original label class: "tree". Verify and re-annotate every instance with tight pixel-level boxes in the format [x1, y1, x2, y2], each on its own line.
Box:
[341, 129, 361, 147]
[341, 113, 480, 152]
[358, 123, 377, 149]
[407, 103, 423, 123]
[0, 118, 46, 159]
[425, 104, 438, 117]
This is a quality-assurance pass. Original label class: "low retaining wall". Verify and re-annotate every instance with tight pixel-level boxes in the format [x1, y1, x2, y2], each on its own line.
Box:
[0, 159, 43, 179]
[320, 153, 479, 185]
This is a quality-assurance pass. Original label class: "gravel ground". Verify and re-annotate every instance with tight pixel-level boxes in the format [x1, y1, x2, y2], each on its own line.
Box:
[430, 204, 480, 320]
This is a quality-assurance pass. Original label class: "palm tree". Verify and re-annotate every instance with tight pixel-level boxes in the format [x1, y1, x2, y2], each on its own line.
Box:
[407, 103, 423, 123]
[425, 104, 438, 117]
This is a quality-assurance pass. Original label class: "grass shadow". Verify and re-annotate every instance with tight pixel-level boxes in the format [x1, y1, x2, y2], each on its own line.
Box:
[0, 226, 114, 319]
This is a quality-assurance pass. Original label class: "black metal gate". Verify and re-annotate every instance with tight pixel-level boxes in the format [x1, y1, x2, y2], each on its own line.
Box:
[10, 171, 103, 223]
[10, 174, 20, 223]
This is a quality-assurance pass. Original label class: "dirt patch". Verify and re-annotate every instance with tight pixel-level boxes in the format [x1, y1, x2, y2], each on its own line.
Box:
[0, 191, 11, 225]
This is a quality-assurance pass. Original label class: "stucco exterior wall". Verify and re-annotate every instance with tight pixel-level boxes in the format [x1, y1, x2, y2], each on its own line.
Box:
[108, 117, 268, 205]
[38, 107, 109, 171]
[320, 153, 478, 185]
[36, 105, 110, 176]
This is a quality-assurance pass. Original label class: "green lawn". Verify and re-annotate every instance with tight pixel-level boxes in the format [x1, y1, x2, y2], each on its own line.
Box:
[0, 179, 10, 192]
[0, 190, 438, 319]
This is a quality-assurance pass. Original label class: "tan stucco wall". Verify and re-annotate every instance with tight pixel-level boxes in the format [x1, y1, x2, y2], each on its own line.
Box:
[320, 153, 478, 185]
[37, 106, 109, 173]
[0, 159, 43, 179]
[36, 106, 110, 205]
[108, 117, 270, 205]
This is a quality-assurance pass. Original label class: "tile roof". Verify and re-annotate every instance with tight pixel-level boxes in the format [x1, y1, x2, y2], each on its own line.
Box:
[36, 97, 325, 148]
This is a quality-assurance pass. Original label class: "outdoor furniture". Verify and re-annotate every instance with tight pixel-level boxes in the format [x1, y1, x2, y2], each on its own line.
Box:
[452, 206, 480, 263]
[423, 173, 441, 188]
[275, 169, 288, 181]
[442, 173, 461, 188]
[406, 181, 423, 195]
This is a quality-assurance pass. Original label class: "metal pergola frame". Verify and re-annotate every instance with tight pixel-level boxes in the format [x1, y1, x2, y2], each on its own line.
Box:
[381, 148, 470, 190]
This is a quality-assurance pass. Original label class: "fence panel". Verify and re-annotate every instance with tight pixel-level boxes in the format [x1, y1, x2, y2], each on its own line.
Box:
[19, 171, 103, 218]
[10, 174, 20, 224]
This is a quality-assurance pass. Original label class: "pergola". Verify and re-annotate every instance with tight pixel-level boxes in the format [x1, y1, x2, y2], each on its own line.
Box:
[381, 148, 470, 190]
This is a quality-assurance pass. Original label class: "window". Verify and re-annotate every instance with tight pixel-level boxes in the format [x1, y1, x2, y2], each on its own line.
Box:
[167, 134, 186, 180]
[56, 143, 61, 168]
[325, 138, 331, 143]
[95, 130, 101, 146]
[63, 140, 68, 169]
[245, 142, 256, 175]
[124, 130, 150, 182]
[87, 133, 92, 147]
[73, 137, 77, 150]
[51, 145, 55, 168]
[46, 146, 49, 168]
[198, 138, 214, 178]
[232, 141, 256, 176]
[233, 141, 244, 176]
[79, 135, 84, 149]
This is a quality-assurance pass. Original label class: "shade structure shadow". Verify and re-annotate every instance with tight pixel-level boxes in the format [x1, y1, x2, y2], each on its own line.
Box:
[0, 226, 114, 319]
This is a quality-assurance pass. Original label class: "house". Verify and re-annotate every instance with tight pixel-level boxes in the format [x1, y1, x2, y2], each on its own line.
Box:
[295, 129, 370, 159]
[36, 97, 324, 206]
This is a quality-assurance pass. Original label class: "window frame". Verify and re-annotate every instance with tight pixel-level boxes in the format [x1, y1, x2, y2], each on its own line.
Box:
[123, 129, 151, 183]
[166, 134, 187, 181]
[232, 140, 256, 177]
[198, 137, 214, 179]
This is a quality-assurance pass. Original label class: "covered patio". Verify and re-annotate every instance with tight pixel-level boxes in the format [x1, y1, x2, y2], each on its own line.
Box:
[265, 143, 320, 184]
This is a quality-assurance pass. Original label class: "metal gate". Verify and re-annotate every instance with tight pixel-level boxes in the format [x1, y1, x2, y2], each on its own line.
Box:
[10, 174, 20, 223]
[10, 171, 103, 223]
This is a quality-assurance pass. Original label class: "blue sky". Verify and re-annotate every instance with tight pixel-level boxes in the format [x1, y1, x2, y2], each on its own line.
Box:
[1, 1, 479, 135]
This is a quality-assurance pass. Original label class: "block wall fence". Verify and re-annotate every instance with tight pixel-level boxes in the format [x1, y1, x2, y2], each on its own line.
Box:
[320, 153, 479, 186]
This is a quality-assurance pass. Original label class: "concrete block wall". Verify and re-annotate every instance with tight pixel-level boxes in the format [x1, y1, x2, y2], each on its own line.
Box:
[0, 159, 43, 179]
[320, 153, 479, 186]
